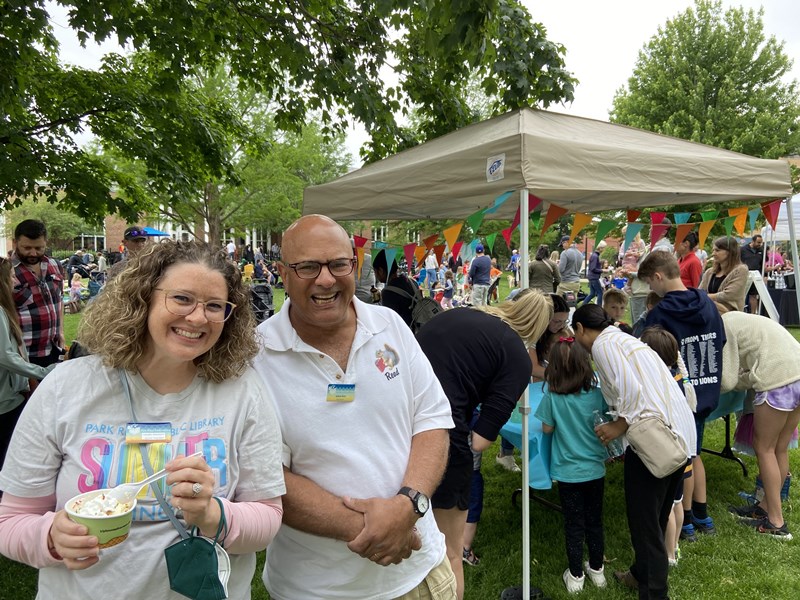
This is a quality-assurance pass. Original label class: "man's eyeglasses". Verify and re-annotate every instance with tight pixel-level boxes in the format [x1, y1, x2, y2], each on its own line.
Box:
[155, 289, 236, 323]
[285, 257, 357, 280]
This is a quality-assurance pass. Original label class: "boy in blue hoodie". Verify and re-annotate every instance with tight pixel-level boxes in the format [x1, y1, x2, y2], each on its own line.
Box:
[638, 251, 726, 542]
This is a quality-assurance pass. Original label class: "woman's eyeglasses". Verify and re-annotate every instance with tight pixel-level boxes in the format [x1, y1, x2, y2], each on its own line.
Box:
[155, 289, 236, 322]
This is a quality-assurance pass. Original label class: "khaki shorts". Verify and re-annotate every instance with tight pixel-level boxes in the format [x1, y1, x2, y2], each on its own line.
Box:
[393, 557, 457, 600]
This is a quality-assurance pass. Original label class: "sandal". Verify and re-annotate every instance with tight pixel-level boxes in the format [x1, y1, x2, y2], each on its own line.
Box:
[462, 547, 480, 566]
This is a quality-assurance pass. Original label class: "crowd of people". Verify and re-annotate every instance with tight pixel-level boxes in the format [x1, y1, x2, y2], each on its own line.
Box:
[0, 215, 797, 600]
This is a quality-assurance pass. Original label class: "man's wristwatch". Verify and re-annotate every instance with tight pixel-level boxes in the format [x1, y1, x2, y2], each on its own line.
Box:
[397, 486, 430, 516]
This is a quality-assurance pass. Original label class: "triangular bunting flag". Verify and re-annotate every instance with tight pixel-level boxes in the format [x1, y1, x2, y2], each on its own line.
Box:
[748, 208, 761, 233]
[421, 234, 438, 250]
[569, 213, 593, 244]
[673, 224, 695, 253]
[698, 220, 716, 250]
[433, 244, 446, 266]
[509, 206, 522, 232]
[451, 241, 463, 262]
[371, 247, 382, 264]
[627, 209, 642, 223]
[650, 212, 667, 225]
[722, 216, 736, 237]
[673, 212, 692, 225]
[594, 219, 616, 247]
[413, 245, 426, 269]
[529, 194, 544, 212]
[485, 233, 498, 254]
[403, 243, 416, 275]
[501, 228, 513, 250]
[700, 210, 719, 222]
[530, 210, 542, 231]
[624, 223, 644, 250]
[465, 208, 486, 233]
[761, 199, 782, 230]
[728, 207, 748, 236]
[353, 235, 368, 248]
[541, 204, 569, 234]
[384, 248, 398, 273]
[483, 191, 514, 215]
[443, 223, 462, 253]
[649, 224, 670, 249]
[355, 246, 365, 278]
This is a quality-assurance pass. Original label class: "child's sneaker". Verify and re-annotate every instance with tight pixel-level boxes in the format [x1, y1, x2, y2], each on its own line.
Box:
[583, 561, 607, 588]
[755, 519, 793, 541]
[692, 515, 717, 535]
[679, 523, 697, 542]
[729, 503, 767, 521]
[562, 568, 585, 593]
[495, 453, 521, 473]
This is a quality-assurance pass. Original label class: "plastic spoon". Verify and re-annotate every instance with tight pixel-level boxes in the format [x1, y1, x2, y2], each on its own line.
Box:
[108, 451, 204, 503]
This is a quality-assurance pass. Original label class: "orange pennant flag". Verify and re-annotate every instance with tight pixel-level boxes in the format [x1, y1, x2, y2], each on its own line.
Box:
[433, 244, 446, 265]
[698, 220, 716, 251]
[673, 224, 695, 253]
[422, 234, 438, 250]
[413, 245, 426, 267]
[541, 204, 569, 235]
[355, 247, 365, 278]
[568, 213, 593, 244]
[442, 223, 462, 253]
[728, 207, 748, 236]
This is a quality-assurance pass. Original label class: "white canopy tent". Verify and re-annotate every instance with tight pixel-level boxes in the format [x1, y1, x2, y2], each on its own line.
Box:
[304, 108, 793, 599]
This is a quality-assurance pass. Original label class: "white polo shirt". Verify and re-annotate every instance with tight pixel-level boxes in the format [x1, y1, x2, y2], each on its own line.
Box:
[254, 298, 453, 600]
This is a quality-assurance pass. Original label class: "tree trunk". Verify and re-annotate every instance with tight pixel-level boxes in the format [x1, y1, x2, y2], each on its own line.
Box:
[205, 182, 223, 249]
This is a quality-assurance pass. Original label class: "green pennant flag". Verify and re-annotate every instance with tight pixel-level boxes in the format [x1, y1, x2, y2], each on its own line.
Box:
[465, 209, 485, 233]
[530, 210, 541, 230]
[723, 215, 736, 237]
[701, 210, 719, 222]
[594, 219, 616, 246]
[486, 232, 498, 254]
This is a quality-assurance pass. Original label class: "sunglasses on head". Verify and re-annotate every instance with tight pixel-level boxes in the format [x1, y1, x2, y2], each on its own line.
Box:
[126, 230, 147, 239]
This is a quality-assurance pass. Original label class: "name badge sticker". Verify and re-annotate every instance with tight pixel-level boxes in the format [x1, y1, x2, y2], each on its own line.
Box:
[126, 422, 173, 444]
[326, 384, 356, 403]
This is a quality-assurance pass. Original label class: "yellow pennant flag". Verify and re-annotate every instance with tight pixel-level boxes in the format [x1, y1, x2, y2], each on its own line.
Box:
[568, 213, 593, 244]
[727, 207, 748, 236]
[698, 220, 716, 251]
[355, 247, 365, 278]
[442, 223, 462, 253]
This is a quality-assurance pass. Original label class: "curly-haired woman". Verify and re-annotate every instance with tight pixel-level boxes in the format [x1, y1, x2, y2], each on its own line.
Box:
[0, 240, 285, 599]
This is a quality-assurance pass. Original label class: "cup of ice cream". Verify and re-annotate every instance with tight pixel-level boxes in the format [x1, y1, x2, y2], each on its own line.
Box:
[65, 490, 137, 548]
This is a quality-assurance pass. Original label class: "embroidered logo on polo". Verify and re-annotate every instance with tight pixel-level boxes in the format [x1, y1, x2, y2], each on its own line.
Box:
[375, 343, 401, 380]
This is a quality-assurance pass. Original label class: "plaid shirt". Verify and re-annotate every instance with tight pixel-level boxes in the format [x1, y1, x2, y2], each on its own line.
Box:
[12, 254, 64, 358]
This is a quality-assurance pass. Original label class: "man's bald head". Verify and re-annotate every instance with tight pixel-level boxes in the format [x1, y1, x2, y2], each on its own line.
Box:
[282, 215, 350, 263]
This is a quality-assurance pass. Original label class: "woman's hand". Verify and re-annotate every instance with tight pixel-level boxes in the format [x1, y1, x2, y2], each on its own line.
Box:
[595, 419, 628, 445]
[166, 453, 220, 537]
[49, 510, 100, 570]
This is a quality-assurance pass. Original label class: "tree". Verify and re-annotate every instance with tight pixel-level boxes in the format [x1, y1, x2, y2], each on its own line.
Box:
[2, 0, 576, 224]
[4, 199, 96, 251]
[611, 0, 800, 160]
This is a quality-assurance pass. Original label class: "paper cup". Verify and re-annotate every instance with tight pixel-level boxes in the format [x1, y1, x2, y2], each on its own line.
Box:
[66, 490, 137, 548]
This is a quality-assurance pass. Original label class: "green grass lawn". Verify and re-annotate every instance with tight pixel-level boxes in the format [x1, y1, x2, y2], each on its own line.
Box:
[5, 280, 800, 599]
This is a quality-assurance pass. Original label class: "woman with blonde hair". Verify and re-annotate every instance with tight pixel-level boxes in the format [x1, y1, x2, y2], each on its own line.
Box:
[699, 236, 748, 312]
[415, 289, 552, 598]
[0, 240, 285, 599]
[0, 257, 54, 469]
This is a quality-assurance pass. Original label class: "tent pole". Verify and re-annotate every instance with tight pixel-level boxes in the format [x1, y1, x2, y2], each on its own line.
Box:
[520, 189, 531, 599]
[785, 197, 800, 324]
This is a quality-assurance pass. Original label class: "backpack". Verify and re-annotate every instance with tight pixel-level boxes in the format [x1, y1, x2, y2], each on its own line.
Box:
[383, 278, 442, 333]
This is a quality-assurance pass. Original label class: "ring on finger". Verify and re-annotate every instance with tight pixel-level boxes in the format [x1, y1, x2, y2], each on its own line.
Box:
[191, 482, 203, 498]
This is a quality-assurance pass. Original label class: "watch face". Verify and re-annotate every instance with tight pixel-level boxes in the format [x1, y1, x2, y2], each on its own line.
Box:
[417, 493, 430, 514]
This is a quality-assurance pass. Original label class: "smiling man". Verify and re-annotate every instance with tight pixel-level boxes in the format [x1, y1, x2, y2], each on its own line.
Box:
[253, 214, 455, 600]
[11, 219, 65, 367]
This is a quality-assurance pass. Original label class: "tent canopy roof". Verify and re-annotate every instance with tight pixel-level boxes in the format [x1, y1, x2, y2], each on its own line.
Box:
[304, 108, 791, 220]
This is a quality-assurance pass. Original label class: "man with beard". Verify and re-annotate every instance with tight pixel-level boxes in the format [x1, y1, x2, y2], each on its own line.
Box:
[11, 220, 65, 367]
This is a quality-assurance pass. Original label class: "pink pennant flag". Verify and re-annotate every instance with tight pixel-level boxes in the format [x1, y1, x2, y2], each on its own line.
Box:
[403, 243, 417, 275]
[451, 241, 463, 261]
[649, 224, 670, 249]
[501, 227, 513, 250]
[761, 199, 782, 231]
[650, 212, 667, 225]
[353, 235, 368, 248]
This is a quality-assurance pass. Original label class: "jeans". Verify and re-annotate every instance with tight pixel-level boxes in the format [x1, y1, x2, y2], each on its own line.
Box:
[558, 478, 605, 577]
[583, 279, 603, 305]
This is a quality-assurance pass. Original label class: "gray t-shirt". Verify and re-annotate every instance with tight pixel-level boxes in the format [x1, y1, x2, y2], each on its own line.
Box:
[558, 247, 583, 283]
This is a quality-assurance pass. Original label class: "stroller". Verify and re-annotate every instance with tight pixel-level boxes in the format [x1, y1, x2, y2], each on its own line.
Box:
[251, 280, 274, 323]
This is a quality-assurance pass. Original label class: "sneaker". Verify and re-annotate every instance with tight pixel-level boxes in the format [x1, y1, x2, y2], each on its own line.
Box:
[679, 523, 697, 542]
[692, 516, 717, 536]
[756, 519, 793, 541]
[462, 547, 480, 566]
[729, 503, 767, 521]
[562, 568, 584, 593]
[583, 561, 607, 588]
[668, 558, 678, 568]
[496, 453, 521, 473]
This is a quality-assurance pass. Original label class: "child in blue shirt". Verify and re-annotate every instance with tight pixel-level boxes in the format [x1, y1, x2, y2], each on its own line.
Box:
[535, 337, 608, 593]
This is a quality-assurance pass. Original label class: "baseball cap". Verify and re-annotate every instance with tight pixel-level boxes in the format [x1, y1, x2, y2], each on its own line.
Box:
[475, 244, 485, 253]
[560, 235, 571, 244]
[124, 226, 147, 240]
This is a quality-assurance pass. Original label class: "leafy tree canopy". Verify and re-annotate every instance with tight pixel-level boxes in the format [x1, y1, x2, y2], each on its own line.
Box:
[2, 0, 576, 224]
[610, 0, 800, 160]
[4, 198, 96, 251]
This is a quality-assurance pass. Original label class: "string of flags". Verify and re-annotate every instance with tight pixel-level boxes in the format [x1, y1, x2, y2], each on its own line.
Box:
[352, 192, 786, 277]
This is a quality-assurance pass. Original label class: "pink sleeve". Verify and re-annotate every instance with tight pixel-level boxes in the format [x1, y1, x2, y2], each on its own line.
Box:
[218, 497, 283, 554]
[0, 493, 62, 568]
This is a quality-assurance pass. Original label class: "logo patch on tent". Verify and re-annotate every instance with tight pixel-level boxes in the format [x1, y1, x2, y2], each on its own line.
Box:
[486, 153, 505, 182]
